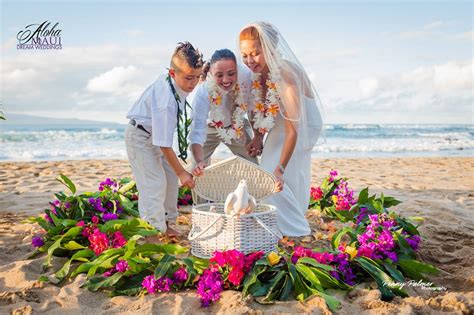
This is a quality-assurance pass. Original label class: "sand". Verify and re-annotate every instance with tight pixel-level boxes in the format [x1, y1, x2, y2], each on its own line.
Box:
[0, 157, 473, 314]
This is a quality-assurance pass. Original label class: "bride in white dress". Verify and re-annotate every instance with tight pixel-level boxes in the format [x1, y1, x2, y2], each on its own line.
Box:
[238, 22, 323, 236]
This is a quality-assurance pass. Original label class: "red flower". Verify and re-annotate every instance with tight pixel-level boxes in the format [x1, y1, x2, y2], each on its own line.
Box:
[228, 268, 245, 286]
[310, 186, 324, 201]
[88, 228, 109, 255]
[244, 251, 264, 272]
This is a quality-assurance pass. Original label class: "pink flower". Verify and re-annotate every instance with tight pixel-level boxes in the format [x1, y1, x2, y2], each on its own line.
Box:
[111, 231, 127, 248]
[92, 216, 99, 224]
[142, 275, 158, 294]
[197, 269, 223, 307]
[210, 251, 227, 266]
[328, 170, 338, 182]
[173, 267, 188, 283]
[103, 270, 114, 277]
[310, 186, 324, 201]
[156, 276, 173, 292]
[115, 260, 129, 273]
[244, 251, 264, 272]
[44, 213, 53, 224]
[76, 220, 85, 227]
[82, 226, 93, 237]
[88, 228, 109, 255]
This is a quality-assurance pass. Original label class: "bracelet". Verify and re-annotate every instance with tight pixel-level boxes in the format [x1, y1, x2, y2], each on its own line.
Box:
[277, 164, 285, 174]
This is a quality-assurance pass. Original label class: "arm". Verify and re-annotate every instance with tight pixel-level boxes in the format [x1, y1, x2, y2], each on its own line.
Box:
[189, 83, 210, 176]
[274, 118, 297, 188]
[160, 147, 195, 188]
[246, 111, 265, 157]
[273, 76, 300, 192]
[191, 143, 206, 176]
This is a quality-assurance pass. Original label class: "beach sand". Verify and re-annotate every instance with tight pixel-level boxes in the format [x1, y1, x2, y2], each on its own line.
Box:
[0, 157, 473, 314]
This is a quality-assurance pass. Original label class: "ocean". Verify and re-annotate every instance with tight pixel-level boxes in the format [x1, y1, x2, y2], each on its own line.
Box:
[0, 124, 472, 161]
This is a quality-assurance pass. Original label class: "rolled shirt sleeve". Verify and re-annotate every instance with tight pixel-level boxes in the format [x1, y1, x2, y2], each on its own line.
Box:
[189, 83, 210, 146]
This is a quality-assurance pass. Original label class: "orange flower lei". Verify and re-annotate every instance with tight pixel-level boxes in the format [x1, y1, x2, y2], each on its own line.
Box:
[250, 72, 280, 134]
[208, 80, 248, 144]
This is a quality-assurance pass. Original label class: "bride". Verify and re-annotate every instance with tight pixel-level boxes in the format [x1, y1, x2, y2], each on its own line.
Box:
[238, 22, 323, 237]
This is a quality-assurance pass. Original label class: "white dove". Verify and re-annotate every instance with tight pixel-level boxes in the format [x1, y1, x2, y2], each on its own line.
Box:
[224, 179, 257, 216]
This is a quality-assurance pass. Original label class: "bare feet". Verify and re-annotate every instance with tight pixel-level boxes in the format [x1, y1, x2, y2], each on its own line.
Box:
[143, 234, 162, 243]
[165, 226, 181, 238]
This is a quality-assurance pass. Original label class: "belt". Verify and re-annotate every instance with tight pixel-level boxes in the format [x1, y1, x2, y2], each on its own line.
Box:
[130, 119, 151, 135]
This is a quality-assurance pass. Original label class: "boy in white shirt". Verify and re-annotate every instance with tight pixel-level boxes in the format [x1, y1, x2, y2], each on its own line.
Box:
[125, 42, 203, 237]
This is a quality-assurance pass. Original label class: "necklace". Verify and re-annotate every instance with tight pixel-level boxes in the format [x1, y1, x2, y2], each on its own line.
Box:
[208, 80, 247, 144]
[166, 75, 191, 163]
[250, 72, 280, 133]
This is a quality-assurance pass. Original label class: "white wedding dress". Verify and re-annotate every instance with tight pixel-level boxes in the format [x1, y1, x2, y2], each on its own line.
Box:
[260, 96, 322, 237]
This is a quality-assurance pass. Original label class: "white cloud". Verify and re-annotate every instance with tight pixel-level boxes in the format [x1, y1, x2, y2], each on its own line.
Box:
[86, 65, 139, 93]
[326, 59, 474, 123]
[399, 20, 445, 40]
[423, 21, 443, 30]
[401, 59, 473, 93]
[452, 30, 474, 42]
[359, 77, 379, 98]
[1, 41, 174, 113]
[4, 68, 38, 85]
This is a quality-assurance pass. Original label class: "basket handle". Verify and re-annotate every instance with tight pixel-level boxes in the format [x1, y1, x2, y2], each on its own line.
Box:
[253, 216, 283, 240]
[188, 216, 221, 241]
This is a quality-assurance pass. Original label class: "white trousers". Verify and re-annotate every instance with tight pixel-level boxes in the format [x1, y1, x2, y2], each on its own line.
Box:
[125, 124, 178, 232]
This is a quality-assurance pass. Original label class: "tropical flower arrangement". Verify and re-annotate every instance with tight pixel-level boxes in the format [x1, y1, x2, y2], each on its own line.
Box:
[27, 171, 439, 311]
[250, 72, 280, 134]
[207, 78, 248, 144]
[310, 170, 366, 221]
[27, 175, 158, 279]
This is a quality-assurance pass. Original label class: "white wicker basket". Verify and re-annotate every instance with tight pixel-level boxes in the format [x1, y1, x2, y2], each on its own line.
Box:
[188, 156, 282, 258]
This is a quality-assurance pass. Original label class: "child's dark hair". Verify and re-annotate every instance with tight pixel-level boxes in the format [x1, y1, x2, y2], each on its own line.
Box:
[171, 42, 204, 71]
[200, 61, 211, 80]
[202, 49, 236, 79]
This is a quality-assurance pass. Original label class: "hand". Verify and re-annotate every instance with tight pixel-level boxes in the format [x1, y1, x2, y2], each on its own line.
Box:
[178, 171, 195, 189]
[273, 168, 284, 192]
[246, 135, 264, 157]
[192, 161, 207, 177]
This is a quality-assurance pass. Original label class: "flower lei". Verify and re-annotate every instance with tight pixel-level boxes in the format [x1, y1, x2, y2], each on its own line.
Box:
[251, 72, 281, 134]
[207, 79, 248, 144]
[166, 75, 191, 163]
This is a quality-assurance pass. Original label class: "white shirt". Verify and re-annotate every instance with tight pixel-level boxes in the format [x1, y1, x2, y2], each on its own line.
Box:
[126, 74, 189, 147]
[189, 66, 252, 146]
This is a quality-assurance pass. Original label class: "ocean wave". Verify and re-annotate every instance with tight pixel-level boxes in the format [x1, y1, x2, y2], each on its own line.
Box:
[312, 137, 474, 153]
[0, 129, 124, 143]
[1, 125, 473, 161]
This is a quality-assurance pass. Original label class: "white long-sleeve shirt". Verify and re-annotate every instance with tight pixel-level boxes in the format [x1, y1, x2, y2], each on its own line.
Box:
[126, 74, 189, 148]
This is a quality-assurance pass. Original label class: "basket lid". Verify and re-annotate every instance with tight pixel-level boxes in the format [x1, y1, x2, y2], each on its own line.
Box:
[193, 156, 277, 202]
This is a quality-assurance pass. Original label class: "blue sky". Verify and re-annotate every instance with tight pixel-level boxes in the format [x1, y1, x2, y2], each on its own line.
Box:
[1, 0, 473, 124]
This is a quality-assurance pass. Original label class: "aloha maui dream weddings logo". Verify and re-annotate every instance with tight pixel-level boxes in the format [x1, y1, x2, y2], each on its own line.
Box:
[17, 21, 62, 50]
[383, 279, 447, 292]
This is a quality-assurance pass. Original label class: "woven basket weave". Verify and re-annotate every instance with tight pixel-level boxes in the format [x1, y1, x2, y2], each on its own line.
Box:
[189, 156, 282, 258]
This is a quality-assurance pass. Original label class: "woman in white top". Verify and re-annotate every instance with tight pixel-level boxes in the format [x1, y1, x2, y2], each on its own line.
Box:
[190, 49, 263, 176]
[238, 22, 324, 237]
